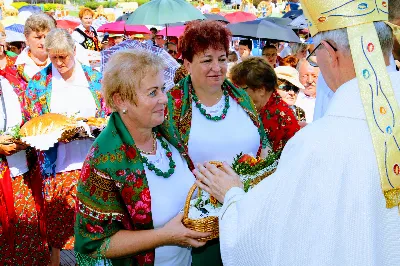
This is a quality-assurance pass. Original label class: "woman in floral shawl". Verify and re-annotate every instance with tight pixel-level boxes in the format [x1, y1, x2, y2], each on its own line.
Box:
[24, 29, 109, 265]
[230, 58, 300, 153]
[160, 20, 270, 266]
[0, 24, 48, 265]
[74, 49, 209, 266]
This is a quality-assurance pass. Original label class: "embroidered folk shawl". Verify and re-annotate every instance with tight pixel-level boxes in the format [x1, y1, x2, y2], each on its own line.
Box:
[75, 112, 189, 266]
[160, 75, 270, 163]
[260, 91, 300, 153]
[23, 63, 109, 177]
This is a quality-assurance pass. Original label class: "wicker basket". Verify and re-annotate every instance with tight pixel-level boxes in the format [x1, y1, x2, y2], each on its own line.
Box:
[182, 184, 220, 241]
[249, 168, 277, 188]
[182, 163, 277, 242]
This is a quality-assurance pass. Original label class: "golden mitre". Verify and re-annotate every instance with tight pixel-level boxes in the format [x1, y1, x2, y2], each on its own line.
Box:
[300, 0, 388, 36]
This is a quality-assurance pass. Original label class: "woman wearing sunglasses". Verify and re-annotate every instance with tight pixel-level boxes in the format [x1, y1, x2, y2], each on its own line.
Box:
[275, 66, 307, 124]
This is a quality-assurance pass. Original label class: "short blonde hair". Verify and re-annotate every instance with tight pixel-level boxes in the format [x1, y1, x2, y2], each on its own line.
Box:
[24, 13, 56, 37]
[102, 49, 166, 111]
[45, 28, 75, 55]
[79, 7, 95, 19]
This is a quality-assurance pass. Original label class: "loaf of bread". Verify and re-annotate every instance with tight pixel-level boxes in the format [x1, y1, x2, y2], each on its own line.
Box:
[20, 113, 78, 137]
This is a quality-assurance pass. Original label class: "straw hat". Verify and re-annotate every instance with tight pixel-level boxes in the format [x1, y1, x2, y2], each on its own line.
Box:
[274, 66, 304, 90]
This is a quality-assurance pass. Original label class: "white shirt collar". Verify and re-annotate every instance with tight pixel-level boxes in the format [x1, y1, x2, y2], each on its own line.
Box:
[52, 60, 89, 88]
[15, 47, 50, 68]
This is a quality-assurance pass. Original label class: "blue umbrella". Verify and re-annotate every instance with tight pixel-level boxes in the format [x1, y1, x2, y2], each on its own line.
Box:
[18, 5, 42, 13]
[5, 24, 24, 34]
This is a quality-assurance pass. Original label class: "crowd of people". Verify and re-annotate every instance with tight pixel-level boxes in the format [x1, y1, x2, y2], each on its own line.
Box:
[0, 0, 399, 265]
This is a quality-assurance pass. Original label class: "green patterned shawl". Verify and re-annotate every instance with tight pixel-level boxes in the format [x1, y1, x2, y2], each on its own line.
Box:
[74, 112, 188, 266]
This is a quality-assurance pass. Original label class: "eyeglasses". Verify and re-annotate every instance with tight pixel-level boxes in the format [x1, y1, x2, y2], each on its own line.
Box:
[262, 53, 277, 57]
[278, 84, 300, 94]
[306, 40, 337, 67]
[168, 49, 177, 55]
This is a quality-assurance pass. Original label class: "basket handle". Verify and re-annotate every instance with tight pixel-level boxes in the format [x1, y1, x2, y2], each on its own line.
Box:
[183, 183, 201, 219]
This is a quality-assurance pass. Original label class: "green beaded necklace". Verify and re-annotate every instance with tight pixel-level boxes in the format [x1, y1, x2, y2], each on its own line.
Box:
[140, 134, 176, 178]
[191, 86, 230, 121]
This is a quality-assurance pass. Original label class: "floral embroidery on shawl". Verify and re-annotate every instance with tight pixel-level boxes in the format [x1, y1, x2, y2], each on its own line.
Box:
[24, 64, 109, 120]
[260, 91, 300, 153]
[75, 113, 160, 266]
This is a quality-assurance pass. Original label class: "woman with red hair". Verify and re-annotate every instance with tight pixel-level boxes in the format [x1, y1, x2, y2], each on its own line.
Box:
[72, 7, 100, 51]
[160, 20, 271, 266]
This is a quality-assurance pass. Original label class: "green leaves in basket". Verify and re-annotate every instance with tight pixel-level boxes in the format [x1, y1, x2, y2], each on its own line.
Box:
[0, 125, 21, 139]
[232, 152, 279, 176]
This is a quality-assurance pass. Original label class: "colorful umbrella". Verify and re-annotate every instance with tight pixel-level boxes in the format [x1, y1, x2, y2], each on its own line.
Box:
[157, 25, 185, 37]
[227, 20, 300, 43]
[18, 5, 42, 13]
[289, 15, 308, 29]
[98, 21, 150, 34]
[126, 0, 205, 25]
[259, 17, 292, 27]
[101, 40, 180, 91]
[203, 13, 229, 24]
[56, 20, 80, 30]
[116, 13, 131, 22]
[224, 11, 257, 23]
[5, 24, 24, 34]
[5, 30, 25, 42]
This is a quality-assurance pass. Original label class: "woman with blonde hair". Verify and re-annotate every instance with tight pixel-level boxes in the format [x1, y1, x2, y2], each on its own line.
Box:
[24, 28, 109, 265]
[72, 7, 101, 51]
[74, 49, 209, 266]
[15, 13, 56, 82]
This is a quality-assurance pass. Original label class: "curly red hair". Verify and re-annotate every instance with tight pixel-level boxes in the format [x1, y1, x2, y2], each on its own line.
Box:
[179, 20, 232, 62]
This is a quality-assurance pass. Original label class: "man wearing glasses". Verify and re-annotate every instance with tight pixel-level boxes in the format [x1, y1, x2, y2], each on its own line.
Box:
[295, 59, 319, 123]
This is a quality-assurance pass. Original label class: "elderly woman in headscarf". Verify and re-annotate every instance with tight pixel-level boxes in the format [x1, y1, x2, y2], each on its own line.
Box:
[230, 57, 300, 153]
[74, 49, 209, 266]
[160, 20, 270, 266]
[0, 22, 48, 265]
[15, 13, 56, 82]
[24, 28, 109, 265]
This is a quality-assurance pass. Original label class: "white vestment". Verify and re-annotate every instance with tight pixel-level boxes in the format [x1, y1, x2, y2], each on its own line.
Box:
[219, 71, 400, 266]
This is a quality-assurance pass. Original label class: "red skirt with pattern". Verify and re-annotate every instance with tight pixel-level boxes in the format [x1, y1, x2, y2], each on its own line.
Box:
[44, 169, 80, 250]
[0, 172, 50, 265]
